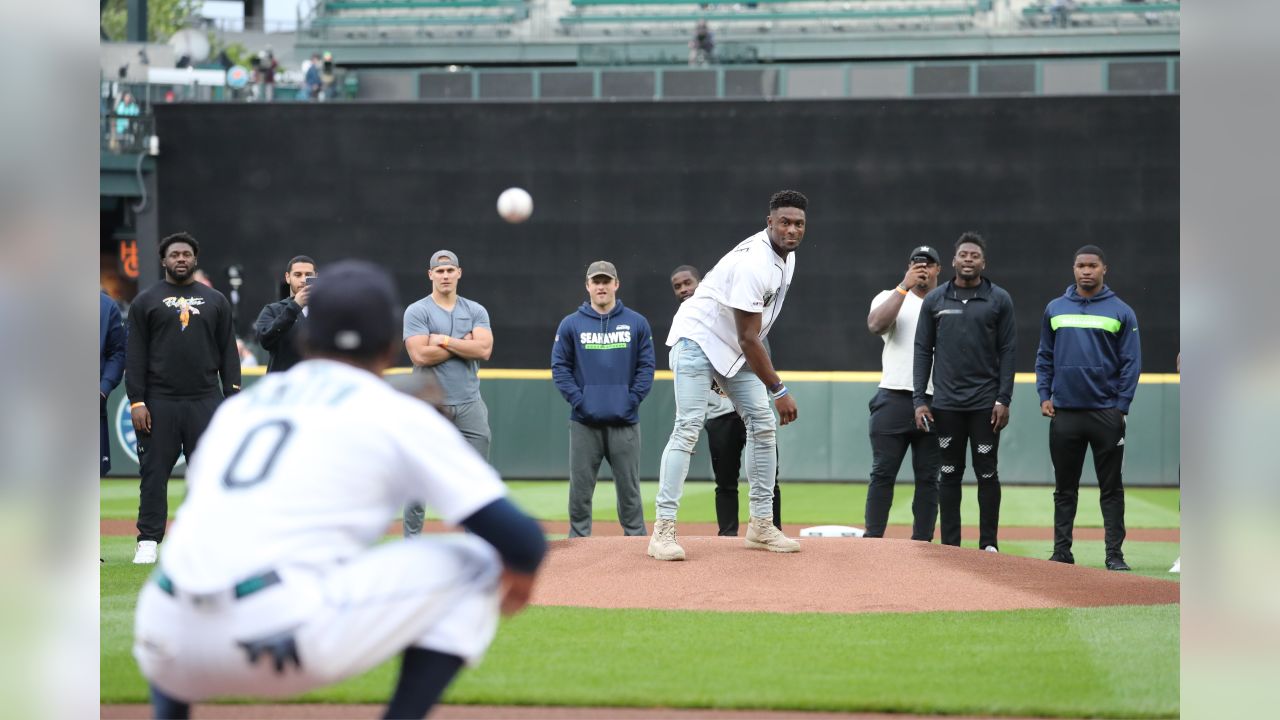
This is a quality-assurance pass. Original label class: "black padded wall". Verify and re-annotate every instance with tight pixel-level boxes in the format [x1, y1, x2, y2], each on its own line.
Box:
[154, 95, 1178, 371]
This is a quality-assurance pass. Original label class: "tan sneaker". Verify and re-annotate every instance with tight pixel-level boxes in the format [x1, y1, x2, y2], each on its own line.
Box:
[648, 518, 686, 561]
[745, 517, 800, 553]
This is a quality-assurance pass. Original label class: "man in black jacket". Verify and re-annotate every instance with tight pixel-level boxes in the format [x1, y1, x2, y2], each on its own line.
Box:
[254, 256, 317, 373]
[912, 232, 1016, 551]
[126, 232, 241, 564]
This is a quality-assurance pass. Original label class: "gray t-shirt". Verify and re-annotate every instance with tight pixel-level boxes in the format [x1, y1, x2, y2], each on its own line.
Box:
[403, 295, 491, 406]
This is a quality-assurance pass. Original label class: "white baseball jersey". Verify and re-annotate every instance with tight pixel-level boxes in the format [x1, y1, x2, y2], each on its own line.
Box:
[667, 230, 795, 377]
[870, 290, 934, 395]
[134, 359, 507, 701]
[160, 359, 506, 590]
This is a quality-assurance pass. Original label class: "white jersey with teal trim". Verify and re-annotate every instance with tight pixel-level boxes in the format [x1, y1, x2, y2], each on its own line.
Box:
[135, 358, 508, 701]
[159, 358, 506, 592]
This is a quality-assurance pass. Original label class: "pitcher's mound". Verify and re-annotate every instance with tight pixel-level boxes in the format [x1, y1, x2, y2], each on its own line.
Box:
[531, 537, 1179, 614]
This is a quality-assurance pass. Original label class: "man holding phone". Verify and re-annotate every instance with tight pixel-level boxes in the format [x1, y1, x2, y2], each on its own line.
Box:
[254, 255, 318, 373]
[863, 246, 942, 541]
[912, 233, 1016, 552]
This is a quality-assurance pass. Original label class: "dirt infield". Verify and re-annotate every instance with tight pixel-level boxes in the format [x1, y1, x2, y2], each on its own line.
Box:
[100, 704, 1083, 719]
[99, 519, 1180, 543]
[532, 536, 1179, 614]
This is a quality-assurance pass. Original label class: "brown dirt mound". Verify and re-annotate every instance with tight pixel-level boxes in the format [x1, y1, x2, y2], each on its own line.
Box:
[532, 537, 1179, 614]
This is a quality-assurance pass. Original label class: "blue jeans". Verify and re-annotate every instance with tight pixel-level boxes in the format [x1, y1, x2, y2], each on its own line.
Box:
[657, 338, 777, 520]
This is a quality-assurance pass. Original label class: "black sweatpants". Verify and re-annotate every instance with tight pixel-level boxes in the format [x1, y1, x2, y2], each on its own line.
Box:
[101, 394, 111, 476]
[136, 394, 221, 543]
[704, 411, 781, 536]
[1050, 408, 1127, 559]
[864, 389, 940, 541]
[934, 408, 1002, 549]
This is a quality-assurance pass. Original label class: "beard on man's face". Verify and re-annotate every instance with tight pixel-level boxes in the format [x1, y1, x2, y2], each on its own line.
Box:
[167, 262, 196, 281]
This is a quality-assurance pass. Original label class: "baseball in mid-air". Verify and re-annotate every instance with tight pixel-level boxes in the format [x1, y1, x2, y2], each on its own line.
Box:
[497, 187, 534, 224]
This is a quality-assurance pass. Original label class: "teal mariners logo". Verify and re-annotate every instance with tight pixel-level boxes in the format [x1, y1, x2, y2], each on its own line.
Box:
[580, 327, 632, 350]
[115, 397, 186, 468]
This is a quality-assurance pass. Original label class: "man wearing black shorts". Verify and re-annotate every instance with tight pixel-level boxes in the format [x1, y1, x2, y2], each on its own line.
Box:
[126, 232, 240, 564]
[913, 232, 1016, 551]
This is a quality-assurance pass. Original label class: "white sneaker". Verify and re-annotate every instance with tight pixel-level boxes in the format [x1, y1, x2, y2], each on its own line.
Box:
[1170, 557, 1180, 573]
[648, 519, 686, 561]
[984, 545, 999, 553]
[133, 540, 158, 565]
[745, 517, 800, 553]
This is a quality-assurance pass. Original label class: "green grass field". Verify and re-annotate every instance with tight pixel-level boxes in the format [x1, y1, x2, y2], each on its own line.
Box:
[101, 479, 1182, 529]
[101, 480, 1180, 717]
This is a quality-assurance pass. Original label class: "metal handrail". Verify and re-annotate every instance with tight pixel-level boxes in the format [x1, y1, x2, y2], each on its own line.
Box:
[102, 114, 155, 154]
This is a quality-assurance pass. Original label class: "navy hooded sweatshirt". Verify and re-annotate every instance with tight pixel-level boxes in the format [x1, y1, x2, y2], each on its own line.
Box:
[552, 300, 655, 426]
[1035, 284, 1142, 412]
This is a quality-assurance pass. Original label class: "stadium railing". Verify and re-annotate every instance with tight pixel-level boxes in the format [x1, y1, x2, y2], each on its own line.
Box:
[101, 114, 155, 154]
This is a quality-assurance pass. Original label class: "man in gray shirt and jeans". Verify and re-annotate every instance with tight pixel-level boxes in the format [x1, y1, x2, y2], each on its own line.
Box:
[403, 249, 494, 536]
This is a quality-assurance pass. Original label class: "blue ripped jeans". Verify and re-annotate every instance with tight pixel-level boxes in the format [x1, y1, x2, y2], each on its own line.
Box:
[656, 338, 777, 521]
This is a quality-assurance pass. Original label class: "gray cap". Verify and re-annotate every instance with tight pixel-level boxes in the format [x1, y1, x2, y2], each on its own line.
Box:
[909, 245, 941, 265]
[586, 260, 618, 280]
[429, 250, 459, 268]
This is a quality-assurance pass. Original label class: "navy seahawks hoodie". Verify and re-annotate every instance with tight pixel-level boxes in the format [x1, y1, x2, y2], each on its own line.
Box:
[551, 300, 655, 426]
[1035, 284, 1142, 412]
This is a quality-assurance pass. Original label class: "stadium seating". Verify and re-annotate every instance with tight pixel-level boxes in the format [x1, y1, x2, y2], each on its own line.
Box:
[557, 0, 986, 39]
[1021, 1, 1180, 28]
[307, 0, 532, 39]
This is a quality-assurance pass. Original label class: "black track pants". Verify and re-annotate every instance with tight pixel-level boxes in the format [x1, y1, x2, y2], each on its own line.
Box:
[136, 394, 221, 543]
[933, 408, 1002, 549]
[1050, 408, 1127, 559]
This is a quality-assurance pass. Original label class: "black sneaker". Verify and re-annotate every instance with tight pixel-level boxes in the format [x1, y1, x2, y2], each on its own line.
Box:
[1106, 556, 1131, 572]
[1049, 552, 1075, 564]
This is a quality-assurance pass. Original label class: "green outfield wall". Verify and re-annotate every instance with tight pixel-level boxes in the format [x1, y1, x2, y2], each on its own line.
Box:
[104, 370, 1179, 486]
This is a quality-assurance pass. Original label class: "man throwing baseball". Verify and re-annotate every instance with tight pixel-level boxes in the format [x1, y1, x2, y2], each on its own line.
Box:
[649, 190, 807, 560]
[132, 261, 546, 720]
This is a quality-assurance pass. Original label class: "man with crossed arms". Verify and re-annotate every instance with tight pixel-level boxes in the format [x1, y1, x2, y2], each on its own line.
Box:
[403, 249, 494, 537]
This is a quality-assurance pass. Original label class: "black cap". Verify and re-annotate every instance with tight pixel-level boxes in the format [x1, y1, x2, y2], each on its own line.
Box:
[909, 245, 941, 265]
[304, 260, 399, 356]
